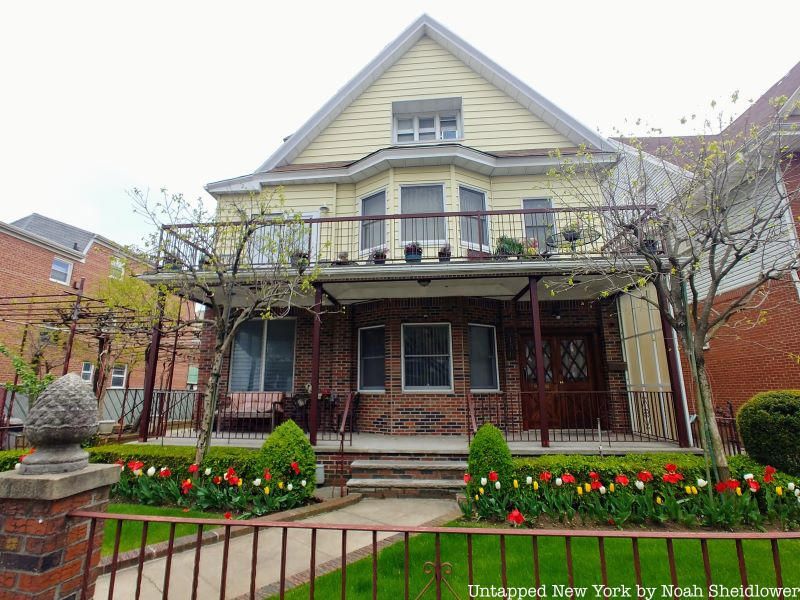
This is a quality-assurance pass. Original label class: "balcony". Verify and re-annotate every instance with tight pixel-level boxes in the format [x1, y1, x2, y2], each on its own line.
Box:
[155, 206, 656, 273]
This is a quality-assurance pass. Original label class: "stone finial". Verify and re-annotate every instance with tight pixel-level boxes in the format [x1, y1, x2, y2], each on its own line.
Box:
[20, 373, 98, 474]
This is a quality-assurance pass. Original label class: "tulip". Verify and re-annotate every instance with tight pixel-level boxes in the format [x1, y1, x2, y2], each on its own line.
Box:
[237, 479, 243, 488]
[576, 486, 583, 496]
[635, 480, 645, 491]
[495, 481, 501, 490]
[656, 496, 663, 505]
[488, 471, 498, 482]
[134, 469, 143, 477]
[533, 481, 539, 491]
[147, 466, 156, 477]
[599, 486, 607, 495]
[278, 482, 284, 490]
[474, 494, 479, 501]
[288, 483, 293, 491]
[787, 482, 795, 492]
[736, 487, 742, 496]
[224, 512, 232, 520]
[795, 488, 800, 497]
[691, 486, 698, 495]
[188, 464, 199, 474]
[204, 468, 212, 476]
[264, 486, 270, 495]
[253, 478, 262, 487]
[507, 509, 524, 526]
[479, 487, 485, 495]
[513, 479, 519, 489]
[743, 473, 754, 480]
[480, 478, 487, 486]
[584, 483, 591, 493]
[609, 483, 615, 493]
[13, 463, 20, 471]
[776, 487, 783, 496]
[526, 476, 533, 485]
[555, 478, 563, 487]
[463, 474, 471, 484]
[685, 485, 692, 495]
[697, 478, 708, 488]
[301, 480, 307, 487]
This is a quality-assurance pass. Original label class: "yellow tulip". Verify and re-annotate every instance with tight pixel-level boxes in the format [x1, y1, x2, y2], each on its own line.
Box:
[513, 479, 519, 489]
[685, 486, 692, 495]
[656, 496, 663, 505]
[238, 479, 243, 487]
[577, 486, 583, 496]
[777, 487, 783, 496]
[584, 483, 591, 493]
[609, 483, 615, 493]
[479, 487, 485, 495]
[533, 481, 539, 491]
[691, 486, 698, 495]
[264, 486, 270, 495]
[736, 487, 742, 496]
[278, 481, 284, 490]
[474, 494, 479, 501]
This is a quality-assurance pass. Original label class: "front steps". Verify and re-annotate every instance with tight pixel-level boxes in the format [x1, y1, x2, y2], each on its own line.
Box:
[346, 459, 467, 499]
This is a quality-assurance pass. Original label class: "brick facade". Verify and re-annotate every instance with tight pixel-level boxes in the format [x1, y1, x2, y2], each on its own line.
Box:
[198, 295, 630, 436]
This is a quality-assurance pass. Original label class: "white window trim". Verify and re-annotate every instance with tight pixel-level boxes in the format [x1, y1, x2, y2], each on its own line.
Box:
[49, 257, 73, 285]
[358, 188, 388, 257]
[401, 322, 454, 393]
[468, 323, 501, 393]
[357, 325, 386, 393]
[109, 365, 128, 389]
[399, 183, 448, 246]
[458, 185, 491, 252]
[393, 112, 463, 145]
[80, 361, 95, 383]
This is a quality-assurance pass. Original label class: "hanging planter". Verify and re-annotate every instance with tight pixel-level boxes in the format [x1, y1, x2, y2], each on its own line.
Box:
[404, 242, 423, 263]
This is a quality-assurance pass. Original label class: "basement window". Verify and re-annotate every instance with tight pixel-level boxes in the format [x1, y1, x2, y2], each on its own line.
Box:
[392, 98, 462, 144]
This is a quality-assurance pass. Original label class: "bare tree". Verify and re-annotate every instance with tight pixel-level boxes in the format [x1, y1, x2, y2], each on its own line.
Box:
[132, 188, 319, 464]
[546, 97, 799, 480]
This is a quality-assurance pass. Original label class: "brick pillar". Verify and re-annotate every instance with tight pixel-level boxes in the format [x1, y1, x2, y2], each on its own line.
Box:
[0, 464, 120, 600]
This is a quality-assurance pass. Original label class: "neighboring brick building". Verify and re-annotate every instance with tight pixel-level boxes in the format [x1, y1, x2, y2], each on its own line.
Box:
[0, 213, 195, 423]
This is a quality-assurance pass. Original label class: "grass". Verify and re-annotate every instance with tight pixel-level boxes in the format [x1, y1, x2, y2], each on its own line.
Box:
[276, 526, 800, 599]
[101, 503, 223, 557]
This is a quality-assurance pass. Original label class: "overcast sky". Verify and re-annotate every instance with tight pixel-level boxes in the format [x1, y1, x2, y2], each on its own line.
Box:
[2, 0, 798, 247]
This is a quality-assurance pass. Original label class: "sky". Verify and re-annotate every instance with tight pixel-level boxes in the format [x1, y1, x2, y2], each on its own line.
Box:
[2, 0, 799, 248]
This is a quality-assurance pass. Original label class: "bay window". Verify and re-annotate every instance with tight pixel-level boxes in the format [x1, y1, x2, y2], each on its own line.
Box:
[459, 186, 489, 249]
[360, 190, 386, 251]
[400, 185, 446, 243]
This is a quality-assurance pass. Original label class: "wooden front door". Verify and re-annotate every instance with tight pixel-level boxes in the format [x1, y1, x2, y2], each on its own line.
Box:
[520, 333, 598, 430]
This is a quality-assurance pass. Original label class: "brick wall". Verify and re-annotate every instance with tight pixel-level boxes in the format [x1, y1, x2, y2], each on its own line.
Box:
[197, 295, 629, 436]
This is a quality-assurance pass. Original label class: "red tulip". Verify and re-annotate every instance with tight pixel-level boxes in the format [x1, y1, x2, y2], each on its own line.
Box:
[561, 473, 576, 484]
[637, 471, 653, 483]
[181, 479, 193, 495]
[715, 481, 727, 493]
[726, 479, 739, 490]
[291, 461, 301, 475]
[224, 512, 232, 520]
[747, 479, 760, 492]
[764, 466, 776, 484]
[264, 470, 272, 481]
[463, 473, 471, 484]
[539, 471, 552, 482]
[507, 509, 524, 526]
[591, 480, 602, 491]
[662, 472, 684, 484]
[159, 468, 172, 478]
[488, 471, 498, 482]
[589, 471, 599, 480]
[229, 476, 239, 486]
[614, 474, 629, 486]
[188, 464, 199, 474]
[213, 476, 222, 485]
[665, 463, 678, 473]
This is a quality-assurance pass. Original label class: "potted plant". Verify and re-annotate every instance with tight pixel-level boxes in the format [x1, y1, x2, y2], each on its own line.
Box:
[562, 221, 582, 243]
[404, 241, 423, 263]
[494, 235, 524, 260]
[334, 251, 351, 266]
[370, 247, 388, 265]
[290, 250, 310, 273]
[522, 238, 540, 260]
[438, 243, 451, 262]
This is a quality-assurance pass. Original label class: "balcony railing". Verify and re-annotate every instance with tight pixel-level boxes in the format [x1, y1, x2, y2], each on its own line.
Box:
[156, 205, 659, 272]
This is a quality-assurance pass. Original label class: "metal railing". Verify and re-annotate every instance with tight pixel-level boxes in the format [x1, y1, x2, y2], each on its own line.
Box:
[157, 205, 660, 272]
[469, 389, 680, 445]
[73, 510, 800, 600]
[691, 403, 743, 456]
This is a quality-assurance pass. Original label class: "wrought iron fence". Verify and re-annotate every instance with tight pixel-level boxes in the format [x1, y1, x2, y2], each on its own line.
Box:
[691, 403, 743, 456]
[74, 510, 800, 600]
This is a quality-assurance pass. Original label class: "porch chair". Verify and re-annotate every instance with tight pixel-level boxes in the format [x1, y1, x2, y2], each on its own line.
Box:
[215, 392, 285, 433]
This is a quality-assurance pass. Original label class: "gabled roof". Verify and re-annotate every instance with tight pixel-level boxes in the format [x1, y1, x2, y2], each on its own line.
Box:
[11, 213, 97, 253]
[252, 14, 614, 175]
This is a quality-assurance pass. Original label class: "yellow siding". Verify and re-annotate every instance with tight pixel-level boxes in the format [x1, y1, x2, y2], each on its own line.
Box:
[292, 36, 573, 165]
[618, 287, 671, 391]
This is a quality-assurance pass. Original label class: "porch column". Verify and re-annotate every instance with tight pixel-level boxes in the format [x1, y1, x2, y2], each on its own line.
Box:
[138, 292, 165, 442]
[309, 283, 323, 446]
[528, 276, 549, 447]
[659, 312, 691, 447]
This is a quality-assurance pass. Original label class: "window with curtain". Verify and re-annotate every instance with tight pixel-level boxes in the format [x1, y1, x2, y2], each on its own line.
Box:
[229, 319, 296, 393]
[402, 324, 452, 390]
[400, 185, 446, 242]
[523, 198, 554, 251]
[358, 326, 385, 391]
[469, 324, 499, 391]
[360, 191, 386, 251]
[459, 186, 489, 248]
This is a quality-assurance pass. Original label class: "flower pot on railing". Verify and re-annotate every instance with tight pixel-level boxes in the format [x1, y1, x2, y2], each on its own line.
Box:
[494, 235, 524, 260]
[562, 222, 582, 243]
[404, 242, 423, 263]
[369, 247, 388, 265]
[438, 243, 451, 263]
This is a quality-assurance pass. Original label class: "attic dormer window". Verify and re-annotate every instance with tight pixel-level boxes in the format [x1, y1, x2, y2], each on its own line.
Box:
[392, 97, 462, 144]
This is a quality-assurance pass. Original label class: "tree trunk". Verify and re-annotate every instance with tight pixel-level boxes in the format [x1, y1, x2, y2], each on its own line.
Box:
[194, 344, 225, 465]
[694, 355, 730, 481]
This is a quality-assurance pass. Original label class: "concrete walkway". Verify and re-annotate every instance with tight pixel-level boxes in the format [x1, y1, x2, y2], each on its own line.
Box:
[95, 497, 459, 600]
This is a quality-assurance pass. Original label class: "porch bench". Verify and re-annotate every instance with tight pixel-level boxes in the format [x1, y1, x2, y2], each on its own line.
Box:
[215, 392, 284, 433]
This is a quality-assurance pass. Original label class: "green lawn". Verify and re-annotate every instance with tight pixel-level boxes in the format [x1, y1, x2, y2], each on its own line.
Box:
[101, 503, 222, 556]
[276, 529, 800, 599]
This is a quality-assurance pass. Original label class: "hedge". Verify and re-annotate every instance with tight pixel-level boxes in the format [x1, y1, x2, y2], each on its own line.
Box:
[257, 420, 316, 498]
[467, 424, 514, 496]
[738, 390, 800, 476]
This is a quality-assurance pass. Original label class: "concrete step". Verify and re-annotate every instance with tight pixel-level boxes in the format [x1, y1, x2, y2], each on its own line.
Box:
[346, 477, 466, 499]
[350, 459, 468, 480]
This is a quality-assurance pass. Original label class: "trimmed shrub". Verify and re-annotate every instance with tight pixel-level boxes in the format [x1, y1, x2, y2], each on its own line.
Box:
[738, 390, 800, 476]
[257, 420, 316, 498]
[0, 448, 28, 472]
[467, 423, 513, 495]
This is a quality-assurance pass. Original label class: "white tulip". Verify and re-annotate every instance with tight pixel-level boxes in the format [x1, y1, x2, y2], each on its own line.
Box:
[204, 468, 212, 476]
[599, 486, 607, 495]
[743, 473, 754, 481]
[134, 469, 143, 477]
[794, 488, 800, 497]
[495, 481, 501, 490]
[526, 476, 533, 485]
[301, 480, 307, 487]
[635, 480, 645, 491]
[697, 479, 708, 488]
[147, 466, 156, 477]
[287, 483, 293, 491]
[253, 478, 262, 487]
[555, 478, 563, 487]
[788, 482, 796, 492]
[480, 478, 487, 486]
[13, 462, 20, 471]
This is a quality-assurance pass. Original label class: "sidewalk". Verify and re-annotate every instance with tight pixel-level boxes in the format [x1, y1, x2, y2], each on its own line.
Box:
[95, 497, 459, 599]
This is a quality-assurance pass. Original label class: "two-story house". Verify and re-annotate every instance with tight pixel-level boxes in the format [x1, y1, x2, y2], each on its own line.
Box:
[147, 15, 692, 455]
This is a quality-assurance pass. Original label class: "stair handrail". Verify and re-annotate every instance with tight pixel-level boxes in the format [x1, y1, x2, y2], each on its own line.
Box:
[466, 392, 478, 444]
[338, 392, 356, 497]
